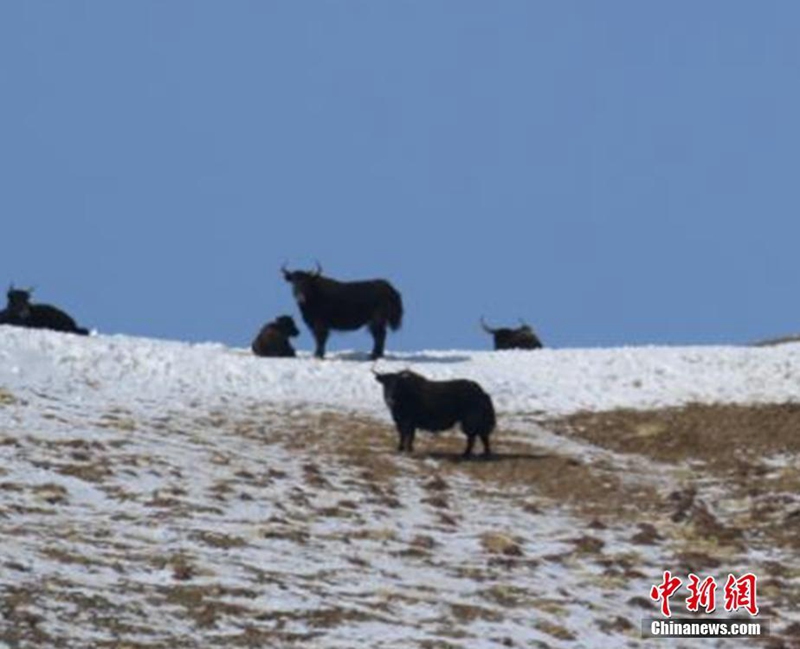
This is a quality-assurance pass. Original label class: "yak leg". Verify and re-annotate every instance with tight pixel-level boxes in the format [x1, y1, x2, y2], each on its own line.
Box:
[368, 320, 387, 360]
[462, 414, 492, 458]
[397, 424, 415, 453]
[463, 434, 476, 458]
[396, 422, 408, 452]
[479, 432, 492, 457]
[312, 324, 329, 359]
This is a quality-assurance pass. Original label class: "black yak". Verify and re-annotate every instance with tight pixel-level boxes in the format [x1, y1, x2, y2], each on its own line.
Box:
[480, 317, 543, 350]
[251, 315, 300, 358]
[0, 286, 89, 335]
[282, 262, 403, 359]
[373, 368, 496, 457]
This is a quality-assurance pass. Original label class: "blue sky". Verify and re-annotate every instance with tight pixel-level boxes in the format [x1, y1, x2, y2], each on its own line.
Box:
[2, 2, 799, 352]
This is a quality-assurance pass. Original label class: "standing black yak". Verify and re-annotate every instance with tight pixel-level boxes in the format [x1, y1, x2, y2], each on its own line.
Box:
[373, 368, 496, 457]
[0, 286, 89, 335]
[282, 262, 403, 359]
[480, 317, 543, 350]
[251, 315, 300, 358]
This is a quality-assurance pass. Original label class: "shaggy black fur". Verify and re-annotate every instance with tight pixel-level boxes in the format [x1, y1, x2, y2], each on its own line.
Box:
[251, 315, 300, 358]
[283, 263, 403, 359]
[0, 287, 89, 335]
[374, 369, 495, 457]
[481, 317, 543, 350]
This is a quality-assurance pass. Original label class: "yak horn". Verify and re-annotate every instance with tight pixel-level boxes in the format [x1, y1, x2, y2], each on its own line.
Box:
[313, 260, 323, 276]
[480, 316, 496, 334]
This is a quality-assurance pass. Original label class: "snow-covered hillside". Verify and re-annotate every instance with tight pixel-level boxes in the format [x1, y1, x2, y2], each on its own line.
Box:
[1, 327, 798, 648]
[2, 327, 800, 419]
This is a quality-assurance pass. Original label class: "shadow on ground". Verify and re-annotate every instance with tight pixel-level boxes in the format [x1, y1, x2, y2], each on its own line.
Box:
[330, 351, 472, 364]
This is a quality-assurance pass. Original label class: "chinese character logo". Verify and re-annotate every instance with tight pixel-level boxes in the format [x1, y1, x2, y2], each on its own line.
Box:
[650, 571, 682, 617]
[686, 574, 717, 613]
[650, 571, 758, 617]
[724, 573, 759, 616]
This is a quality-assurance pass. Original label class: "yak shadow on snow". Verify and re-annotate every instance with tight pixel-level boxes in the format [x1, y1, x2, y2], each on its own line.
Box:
[330, 351, 471, 364]
[421, 450, 552, 464]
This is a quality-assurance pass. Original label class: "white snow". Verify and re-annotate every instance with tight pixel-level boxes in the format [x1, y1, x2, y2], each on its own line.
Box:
[1, 326, 799, 419]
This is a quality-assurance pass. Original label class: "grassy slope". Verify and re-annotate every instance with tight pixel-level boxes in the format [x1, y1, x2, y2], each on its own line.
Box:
[1, 384, 798, 647]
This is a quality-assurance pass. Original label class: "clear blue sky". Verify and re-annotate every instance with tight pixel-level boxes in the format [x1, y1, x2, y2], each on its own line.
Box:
[2, 2, 799, 351]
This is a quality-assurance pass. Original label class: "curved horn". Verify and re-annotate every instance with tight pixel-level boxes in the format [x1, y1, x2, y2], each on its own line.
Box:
[281, 262, 289, 275]
[313, 260, 322, 276]
[480, 316, 496, 334]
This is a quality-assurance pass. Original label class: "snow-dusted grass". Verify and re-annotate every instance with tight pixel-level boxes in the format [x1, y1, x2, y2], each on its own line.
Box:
[1, 326, 798, 647]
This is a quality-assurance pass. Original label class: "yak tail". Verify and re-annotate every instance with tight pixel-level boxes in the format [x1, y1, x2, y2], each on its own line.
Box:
[75, 327, 90, 336]
[387, 287, 403, 331]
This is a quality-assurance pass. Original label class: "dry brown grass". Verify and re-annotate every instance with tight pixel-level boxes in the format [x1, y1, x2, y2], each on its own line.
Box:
[548, 403, 800, 550]
[264, 409, 661, 522]
[548, 402, 800, 468]
[0, 387, 18, 406]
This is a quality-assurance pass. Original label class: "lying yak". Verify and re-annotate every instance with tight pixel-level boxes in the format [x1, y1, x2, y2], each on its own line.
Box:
[0, 286, 89, 335]
[480, 317, 543, 350]
[373, 368, 496, 457]
[282, 262, 403, 359]
[251, 315, 300, 358]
